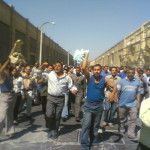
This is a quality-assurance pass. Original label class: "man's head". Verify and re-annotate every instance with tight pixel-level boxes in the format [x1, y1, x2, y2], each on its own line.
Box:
[69, 66, 74, 73]
[88, 66, 93, 72]
[76, 67, 81, 76]
[110, 67, 117, 76]
[54, 62, 63, 73]
[117, 67, 120, 73]
[127, 68, 135, 80]
[25, 66, 31, 75]
[10, 68, 17, 76]
[93, 64, 102, 78]
[47, 65, 53, 71]
[103, 66, 109, 72]
[136, 67, 141, 72]
[146, 68, 150, 75]
[123, 66, 127, 73]
[35, 62, 39, 68]
[138, 70, 144, 77]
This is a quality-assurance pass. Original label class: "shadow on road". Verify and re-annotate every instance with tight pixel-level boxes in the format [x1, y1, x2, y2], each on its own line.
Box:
[59, 123, 81, 136]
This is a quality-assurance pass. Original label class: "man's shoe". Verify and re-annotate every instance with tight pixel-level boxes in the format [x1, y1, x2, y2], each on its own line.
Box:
[70, 113, 75, 117]
[80, 147, 89, 150]
[98, 128, 103, 133]
[108, 123, 114, 128]
[62, 117, 67, 122]
[13, 120, 18, 125]
[102, 122, 107, 127]
[50, 131, 59, 140]
[76, 117, 80, 122]
[128, 135, 138, 141]
[7, 134, 15, 139]
[118, 126, 125, 134]
[47, 131, 53, 138]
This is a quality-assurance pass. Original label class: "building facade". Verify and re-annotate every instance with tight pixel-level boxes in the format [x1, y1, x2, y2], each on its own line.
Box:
[0, 0, 73, 65]
[90, 20, 150, 69]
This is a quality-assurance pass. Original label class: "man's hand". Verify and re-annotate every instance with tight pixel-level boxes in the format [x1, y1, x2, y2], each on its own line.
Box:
[22, 95, 25, 101]
[108, 93, 115, 102]
[71, 90, 78, 95]
[136, 94, 141, 109]
[84, 52, 89, 57]
[38, 79, 44, 84]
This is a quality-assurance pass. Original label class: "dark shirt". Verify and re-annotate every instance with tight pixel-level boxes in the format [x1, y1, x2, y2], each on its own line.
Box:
[87, 75, 106, 102]
[0, 74, 13, 92]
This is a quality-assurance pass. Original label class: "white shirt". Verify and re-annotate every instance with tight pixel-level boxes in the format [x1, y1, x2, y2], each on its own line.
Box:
[43, 71, 77, 96]
[13, 76, 24, 93]
[31, 67, 42, 77]
[143, 73, 150, 86]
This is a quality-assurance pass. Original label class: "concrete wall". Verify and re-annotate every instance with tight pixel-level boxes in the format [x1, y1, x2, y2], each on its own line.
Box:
[90, 21, 150, 69]
[0, 0, 73, 65]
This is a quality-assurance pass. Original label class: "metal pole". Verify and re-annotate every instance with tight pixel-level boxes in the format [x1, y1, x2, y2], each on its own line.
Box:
[39, 22, 55, 65]
[68, 51, 69, 66]
[39, 29, 43, 65]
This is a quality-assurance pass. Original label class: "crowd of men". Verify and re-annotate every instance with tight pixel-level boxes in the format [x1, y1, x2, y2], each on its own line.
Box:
[0, 52, 150, 150]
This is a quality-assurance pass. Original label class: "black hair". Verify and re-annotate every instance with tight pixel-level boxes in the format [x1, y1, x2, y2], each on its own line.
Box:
[104, 66, 109, 68]
[55, 62, 63, 67]
[146, 68, 150, 71]
[138, 70, 144, 73]
[76, 67, 81, 69]
[127, 68, 135, 72]
[93, 64, 102, 68]
[110, 67, 117, 71]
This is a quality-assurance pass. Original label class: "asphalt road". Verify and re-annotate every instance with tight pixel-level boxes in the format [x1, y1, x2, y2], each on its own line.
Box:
[0, 104, 139, 150]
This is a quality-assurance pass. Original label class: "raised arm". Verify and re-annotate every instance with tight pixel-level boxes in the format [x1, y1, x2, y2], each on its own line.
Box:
[0, 60, 10, 73]
[82, 53, 90, 84]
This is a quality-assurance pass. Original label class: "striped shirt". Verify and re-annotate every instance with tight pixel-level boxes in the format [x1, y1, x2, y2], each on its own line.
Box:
[117, 77, 141, 107]
[42, 71, 77, 96]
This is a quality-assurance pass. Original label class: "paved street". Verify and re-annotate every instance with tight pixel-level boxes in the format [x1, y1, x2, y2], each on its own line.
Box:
[0, 104, 139, 150]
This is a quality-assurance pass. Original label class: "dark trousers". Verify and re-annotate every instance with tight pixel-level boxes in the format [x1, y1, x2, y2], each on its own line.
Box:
[14, 93, 22, 120]
[41, 96, 47, 115]
[46, 94, 64, 131]
[71, 93, 83, 118]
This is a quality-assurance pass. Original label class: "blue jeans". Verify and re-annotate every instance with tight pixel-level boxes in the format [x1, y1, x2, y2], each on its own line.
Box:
[61, 93, 69, 118]
[80, 100, 103, 150]
[103, 98, 117, 123]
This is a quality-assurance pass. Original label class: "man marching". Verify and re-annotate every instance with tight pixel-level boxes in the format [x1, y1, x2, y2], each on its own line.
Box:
[80, 53, 117, 150]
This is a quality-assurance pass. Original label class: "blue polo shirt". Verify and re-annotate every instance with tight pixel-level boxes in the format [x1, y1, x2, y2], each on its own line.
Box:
[117, 77, 141, 108]
[100, 71, 111, 77]
[118, 71, 127, 79]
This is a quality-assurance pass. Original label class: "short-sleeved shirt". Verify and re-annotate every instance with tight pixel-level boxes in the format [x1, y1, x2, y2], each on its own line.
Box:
[100, 71, 111, 77]
[118, 71, 127, 79]
[117, 77, 141, 107]
[105, 75, 121, 99]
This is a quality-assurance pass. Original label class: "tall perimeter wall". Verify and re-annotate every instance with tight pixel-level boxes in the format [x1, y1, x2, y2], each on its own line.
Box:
[0, 0, 73, 65]
[90, 21, 150, 69]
